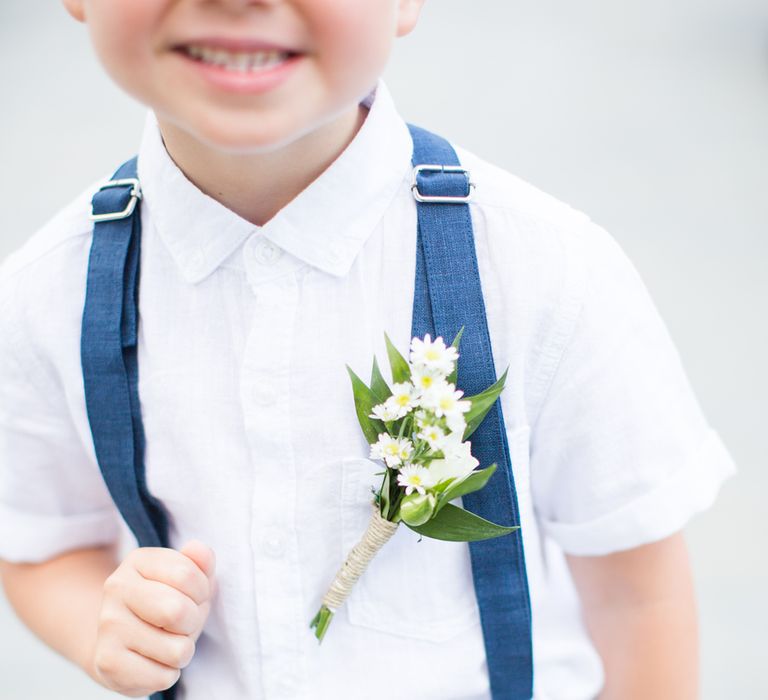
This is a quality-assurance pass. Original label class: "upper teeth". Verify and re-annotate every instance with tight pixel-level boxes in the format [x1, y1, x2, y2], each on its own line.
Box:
[185, 46, 289, 72]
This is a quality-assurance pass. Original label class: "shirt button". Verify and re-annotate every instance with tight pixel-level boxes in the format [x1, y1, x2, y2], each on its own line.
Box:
[252, 382, 274, 406]
[262, 532, 285, 558]
[254, 239, 283, 265]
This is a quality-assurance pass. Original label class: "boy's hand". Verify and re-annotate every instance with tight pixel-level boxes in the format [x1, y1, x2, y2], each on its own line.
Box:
[87, 540, 216, 698]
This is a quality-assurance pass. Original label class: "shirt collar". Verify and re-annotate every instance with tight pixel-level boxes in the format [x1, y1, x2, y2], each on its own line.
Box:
[137, 79, 413, 284]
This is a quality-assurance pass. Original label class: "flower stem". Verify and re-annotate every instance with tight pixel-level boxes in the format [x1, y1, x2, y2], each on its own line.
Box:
[309, 502, 399, 643]
[309, 605, 335, 643]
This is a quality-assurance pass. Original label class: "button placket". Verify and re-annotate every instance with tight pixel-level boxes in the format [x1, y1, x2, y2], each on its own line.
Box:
[261, 526, 286, 558]
[240, 274, 303, 699]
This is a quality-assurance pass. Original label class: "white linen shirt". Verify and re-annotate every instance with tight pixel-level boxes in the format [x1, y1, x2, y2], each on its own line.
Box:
[0, 80, 736, 700]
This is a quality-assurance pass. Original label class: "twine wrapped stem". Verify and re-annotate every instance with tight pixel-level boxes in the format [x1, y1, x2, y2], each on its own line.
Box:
[310, 501, 399, 642]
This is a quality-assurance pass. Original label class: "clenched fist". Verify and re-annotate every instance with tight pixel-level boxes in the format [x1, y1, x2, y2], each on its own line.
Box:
[87, 540, 216, 697]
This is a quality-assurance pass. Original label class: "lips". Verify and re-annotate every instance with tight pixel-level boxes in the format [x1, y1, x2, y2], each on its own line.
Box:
[173, 36, 301, 70]
[171, 38, 303, 93]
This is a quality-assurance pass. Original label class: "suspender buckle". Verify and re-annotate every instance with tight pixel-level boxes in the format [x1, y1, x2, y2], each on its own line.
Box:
[411, 165, 475, 204]
[89, 178, 143, 222]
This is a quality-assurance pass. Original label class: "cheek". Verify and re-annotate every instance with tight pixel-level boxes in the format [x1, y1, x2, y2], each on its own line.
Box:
[84, 1, 163, 99]
[309, 0, 397, 85]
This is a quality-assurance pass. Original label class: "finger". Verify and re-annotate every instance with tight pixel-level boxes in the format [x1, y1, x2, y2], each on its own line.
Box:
[191, 599, 211, 643]
[124, 614, 197, 670]
[94, 645, 180, 697]
[123, 575, 202, 636]
[179, 540, 216, 581]
[131, 547, 211, 604]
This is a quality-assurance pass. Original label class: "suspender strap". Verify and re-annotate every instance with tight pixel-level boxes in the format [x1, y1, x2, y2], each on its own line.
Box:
[81, 158, 175, 700]
[408, 124, 534, 699]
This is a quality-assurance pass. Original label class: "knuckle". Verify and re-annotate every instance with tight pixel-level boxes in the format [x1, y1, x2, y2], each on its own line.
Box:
[98, 605, 122, 633]
[156, 666, 182, 691]
[171, 637, 196, 669]
[102, 571, 123, 597]
[125, 546, 158, 574]
[170, 564, 198, 594]
[124, 547, 144, 568]
[92, 646, 120, 682]
[161, 596, 193, 630]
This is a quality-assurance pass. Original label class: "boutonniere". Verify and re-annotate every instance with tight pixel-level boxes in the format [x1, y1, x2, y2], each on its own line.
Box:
[310, 329, 519, 642]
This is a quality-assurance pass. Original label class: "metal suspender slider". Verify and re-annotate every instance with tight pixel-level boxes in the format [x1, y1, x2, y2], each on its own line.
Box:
[88, 178, 143, 222]
[411, 164, 475, 203]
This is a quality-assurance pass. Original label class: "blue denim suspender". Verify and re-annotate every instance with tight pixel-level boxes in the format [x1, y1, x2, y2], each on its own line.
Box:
[409, 125, 533, 699]
[82, 162, 170, 551]
[81, 126, 534, 700]
[82, 161, 175, 700]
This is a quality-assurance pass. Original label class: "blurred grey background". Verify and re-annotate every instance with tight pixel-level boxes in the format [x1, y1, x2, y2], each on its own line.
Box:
[1, 1, 766, 698]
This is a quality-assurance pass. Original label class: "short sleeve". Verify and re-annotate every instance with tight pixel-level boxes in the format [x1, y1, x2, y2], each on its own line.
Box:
[0, 273, 122, 564]
[529, 222, 737, 556]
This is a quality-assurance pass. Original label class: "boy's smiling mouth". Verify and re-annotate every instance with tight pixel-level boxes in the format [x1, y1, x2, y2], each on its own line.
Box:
[179, 45, 294, 73]
[171, 38, 303, 93]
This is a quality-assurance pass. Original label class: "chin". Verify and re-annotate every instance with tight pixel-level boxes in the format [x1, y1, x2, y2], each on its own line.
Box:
[191, 115, 313, 155]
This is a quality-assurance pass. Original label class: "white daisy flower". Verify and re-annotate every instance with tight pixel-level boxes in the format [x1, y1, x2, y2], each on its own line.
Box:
[388, 382, 418, 413]
[369, 434, 413, 468]
[416, 424, 446, 451]
[369, 433, 391, 461]
[420, 380, 472, 419]
[396, 437, 414, 464]
[411, 364, 444, 397]
[409, 333, 458, 377]
[397, 464, 436, 496]
[369, 399, 406, 422]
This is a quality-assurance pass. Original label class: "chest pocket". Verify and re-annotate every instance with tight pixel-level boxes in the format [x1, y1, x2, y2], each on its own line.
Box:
[339, 424, 533, 644]
[340, 457, 482, 642]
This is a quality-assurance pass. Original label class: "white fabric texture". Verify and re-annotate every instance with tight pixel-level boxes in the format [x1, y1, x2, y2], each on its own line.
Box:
[0, 80, 736, 700]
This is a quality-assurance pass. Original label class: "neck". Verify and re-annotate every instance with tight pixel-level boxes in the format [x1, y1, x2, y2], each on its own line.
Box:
[156, 105, 368, 227]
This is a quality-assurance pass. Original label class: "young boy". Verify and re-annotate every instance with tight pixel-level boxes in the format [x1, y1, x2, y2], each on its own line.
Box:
[0, 1, 736, 699]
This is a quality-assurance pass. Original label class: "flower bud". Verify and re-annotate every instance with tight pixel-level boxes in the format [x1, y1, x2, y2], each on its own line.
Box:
[399, 492, 437, 526]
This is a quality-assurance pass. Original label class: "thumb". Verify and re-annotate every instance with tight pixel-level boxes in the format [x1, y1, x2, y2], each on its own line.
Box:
[180, 539, 216, 580]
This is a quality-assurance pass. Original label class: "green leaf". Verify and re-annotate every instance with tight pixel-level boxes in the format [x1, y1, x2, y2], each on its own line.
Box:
[462, 367, 509, 440]
[379, 468, 391, 519]
[384, 332, 411, 384]
[370, 356, 392, 402]
[435, 464, 498, 514]
[404, 503, 519, 542]
[446, 326, 465, 385]
[347, 365, 386, 444]
[431, 476, 457, 495]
